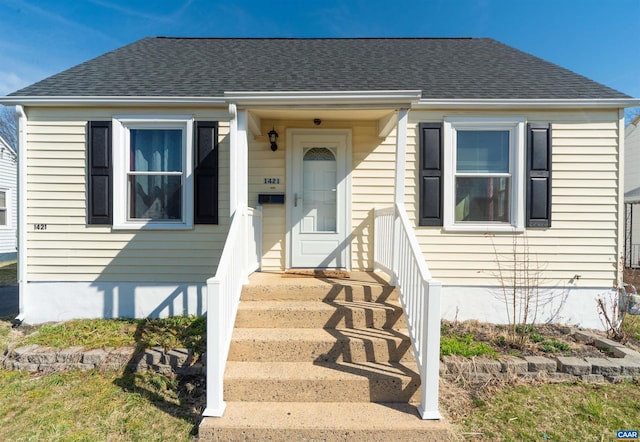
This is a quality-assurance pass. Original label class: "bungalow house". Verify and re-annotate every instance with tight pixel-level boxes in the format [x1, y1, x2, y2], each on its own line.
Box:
[625, 114, 640, 267]
[2, 38, 638, 431]
[0, 134, 17, 263]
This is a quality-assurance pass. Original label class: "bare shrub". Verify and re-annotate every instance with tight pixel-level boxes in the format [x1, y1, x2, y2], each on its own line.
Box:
[596, 289, 626, 341]
[489, 232, 553, 347]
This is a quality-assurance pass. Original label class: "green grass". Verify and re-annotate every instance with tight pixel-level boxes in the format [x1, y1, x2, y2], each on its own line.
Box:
[15, 316, 207, 356]
[458, 381, 640, 441]
[623, 314, 640, 342]
[539, 338, 570, 353]
[441, 333, 497, 357]
[0, 369, 199, 441]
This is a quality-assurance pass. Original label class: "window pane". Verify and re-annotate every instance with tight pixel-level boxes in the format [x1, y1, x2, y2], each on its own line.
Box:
[0, 191, 5, 208]
[302, 147, 337, 232]
[0, 210, 5, 226]
[130, 129, 182, 172]
[455, 177, 510, 222]
[457, 130, 509, 173]
[129, 175, 182, 220]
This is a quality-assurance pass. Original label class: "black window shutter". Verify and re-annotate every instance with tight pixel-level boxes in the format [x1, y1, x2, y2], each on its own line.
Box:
[194, 121, 219, 224]
[526, 123, 552, 228]
[87, 121, 112, 225]
[418, 122, 444, 226]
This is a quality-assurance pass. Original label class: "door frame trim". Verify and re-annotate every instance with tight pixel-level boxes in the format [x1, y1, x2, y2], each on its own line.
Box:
[285, 128, 352, 270]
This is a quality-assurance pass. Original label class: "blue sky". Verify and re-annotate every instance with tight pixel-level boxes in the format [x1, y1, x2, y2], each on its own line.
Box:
[1, 0, 639, 115]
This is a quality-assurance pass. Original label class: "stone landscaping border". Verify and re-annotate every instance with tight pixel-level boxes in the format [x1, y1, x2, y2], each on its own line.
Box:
[442, 331, 640, 384]
[1, 344, 204, 376]
[2, 330, 640, 385]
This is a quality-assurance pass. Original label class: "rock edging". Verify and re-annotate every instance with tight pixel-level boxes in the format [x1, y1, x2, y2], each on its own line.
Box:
[1, 344, 204, 376]
[442, 331, 640, 384]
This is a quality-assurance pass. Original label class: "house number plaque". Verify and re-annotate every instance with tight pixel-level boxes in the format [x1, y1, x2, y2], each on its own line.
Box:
[264, 178, 280, 184]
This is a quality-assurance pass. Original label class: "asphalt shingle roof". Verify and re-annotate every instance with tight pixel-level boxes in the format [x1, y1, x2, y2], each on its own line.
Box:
[8, 37, 630, 100]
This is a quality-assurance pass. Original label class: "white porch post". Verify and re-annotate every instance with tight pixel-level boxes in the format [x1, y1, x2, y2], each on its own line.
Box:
[237, 109, 249, 210]
[229, 104, 249, 214]
[419, 279, 443, 420]
[203, 279, 226, 417]
[391, 109, 408, 283]
[229, 103, 238, 217]
[229, 105, 249, 214]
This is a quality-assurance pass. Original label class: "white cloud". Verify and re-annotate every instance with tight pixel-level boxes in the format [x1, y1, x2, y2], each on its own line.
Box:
[0, 72, 31, 96]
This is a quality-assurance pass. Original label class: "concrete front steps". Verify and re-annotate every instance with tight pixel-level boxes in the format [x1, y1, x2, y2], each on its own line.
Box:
[198, 272, 451, 441]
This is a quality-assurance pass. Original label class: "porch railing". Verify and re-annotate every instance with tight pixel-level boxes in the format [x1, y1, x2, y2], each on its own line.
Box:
[203, 205, 262, 417]
[373, 203, 442, 420]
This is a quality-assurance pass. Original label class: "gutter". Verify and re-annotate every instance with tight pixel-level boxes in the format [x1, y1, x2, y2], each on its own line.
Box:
[414, 98, 640, 109]
[14, 105, 26, 326]
[0, 96, 228, 107]
[2, 94, 638, 110]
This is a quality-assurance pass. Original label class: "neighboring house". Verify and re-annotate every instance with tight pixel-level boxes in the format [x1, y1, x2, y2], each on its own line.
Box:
[625, 114, 640, 267]
[1, 37, 636, 328]
[0, 134, 17, 263]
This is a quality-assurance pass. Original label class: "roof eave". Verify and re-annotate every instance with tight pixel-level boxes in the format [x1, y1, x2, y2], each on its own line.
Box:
[223, 90, 423, 107]
[415, 98, 640, 109]
[2, 95, 637, 110]
[0, 96, 229, 107]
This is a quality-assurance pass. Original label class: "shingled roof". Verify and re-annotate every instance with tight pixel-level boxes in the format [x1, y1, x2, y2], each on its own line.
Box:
[7, 37, 630, 100]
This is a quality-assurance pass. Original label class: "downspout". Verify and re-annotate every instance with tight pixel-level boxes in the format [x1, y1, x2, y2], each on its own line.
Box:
[13, 105, 27, 326]
[618, 108, 626, 289]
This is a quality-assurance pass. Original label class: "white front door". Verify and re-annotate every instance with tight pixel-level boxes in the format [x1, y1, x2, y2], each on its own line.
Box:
[287, 130, 351, 268]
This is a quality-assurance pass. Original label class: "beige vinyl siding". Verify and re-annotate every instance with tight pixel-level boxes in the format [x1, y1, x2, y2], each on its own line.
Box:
[408, 110, 621, 288]
[24, 107, 230, 283]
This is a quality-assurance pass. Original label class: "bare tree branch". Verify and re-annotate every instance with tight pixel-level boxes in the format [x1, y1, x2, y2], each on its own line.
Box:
[0, 106, 17, 151]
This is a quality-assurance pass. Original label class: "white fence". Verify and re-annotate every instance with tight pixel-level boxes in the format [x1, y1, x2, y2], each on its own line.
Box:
[373, 204, 442, 420]
[203, 206, 262, 417]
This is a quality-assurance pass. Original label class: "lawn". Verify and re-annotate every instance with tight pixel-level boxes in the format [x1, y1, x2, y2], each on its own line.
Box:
[444, 380, 640, 441]
[2, 316, 640, 441]
[0, 369, 199, 441]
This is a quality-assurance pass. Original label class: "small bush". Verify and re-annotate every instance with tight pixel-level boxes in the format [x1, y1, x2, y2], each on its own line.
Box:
[540, 339, 570, 353]
[441, 333, 497, 357]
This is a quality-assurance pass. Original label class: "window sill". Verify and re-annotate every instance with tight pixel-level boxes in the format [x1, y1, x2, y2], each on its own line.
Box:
[443, 224, 524, 234]
[112, 221, 193, 231]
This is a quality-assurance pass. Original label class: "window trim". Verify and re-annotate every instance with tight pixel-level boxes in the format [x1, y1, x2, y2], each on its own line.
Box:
[0, 188, 9, 229]
[112, 115, 194, 230]
[443, 117, 525, 232]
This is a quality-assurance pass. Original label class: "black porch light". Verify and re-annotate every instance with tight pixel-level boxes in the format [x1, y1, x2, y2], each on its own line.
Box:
[268, 128, 279, 151]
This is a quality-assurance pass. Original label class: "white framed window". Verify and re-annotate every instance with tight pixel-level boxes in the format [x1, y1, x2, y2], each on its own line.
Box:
[0, 189, 8, 228]
[112, 115, 194, 230]
[443, 117, 525, 232]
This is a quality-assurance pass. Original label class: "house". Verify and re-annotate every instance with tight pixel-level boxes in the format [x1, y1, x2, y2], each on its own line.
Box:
[0, 134, 17, 264]
[625, 114, 640, 267]
[1, 37, 637, 425]
[1, 37, 635, 326]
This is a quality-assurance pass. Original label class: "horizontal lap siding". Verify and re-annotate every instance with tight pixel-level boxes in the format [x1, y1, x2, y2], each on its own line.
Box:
[25, 109, 230, 283]
[408, 110, 620, 287]
[0, 151, 17, 255]
[351, 122, 395, 270]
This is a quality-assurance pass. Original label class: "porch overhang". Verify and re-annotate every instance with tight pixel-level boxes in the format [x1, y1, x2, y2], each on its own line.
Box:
[224, 90, 422, 108]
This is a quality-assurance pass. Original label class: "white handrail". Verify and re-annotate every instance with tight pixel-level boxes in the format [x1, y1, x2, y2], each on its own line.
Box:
[373, 203, 442, 420]
[203, 205, 262, 417]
